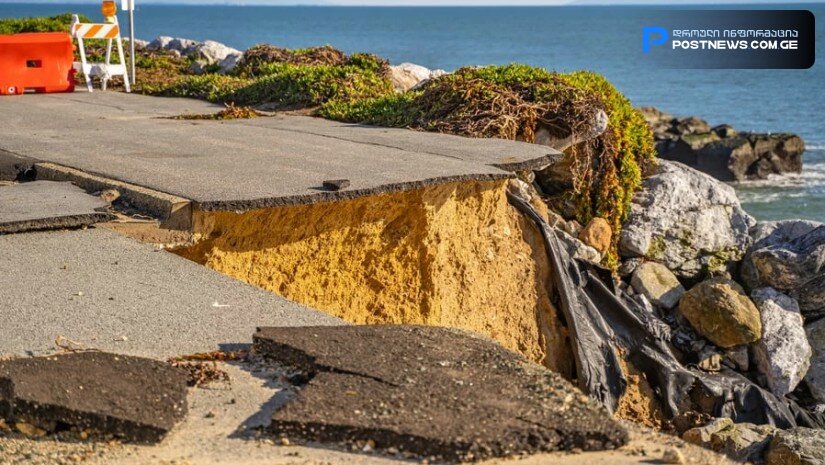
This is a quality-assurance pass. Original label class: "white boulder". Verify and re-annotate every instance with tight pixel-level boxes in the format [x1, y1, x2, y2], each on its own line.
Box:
[389, 62, 448, 92]
[193, 40, 241, 65]
[751, 287, 811, 397]
[619, 160, 755, 278]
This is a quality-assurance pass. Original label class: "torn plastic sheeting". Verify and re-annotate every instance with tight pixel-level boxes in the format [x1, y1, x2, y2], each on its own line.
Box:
[507, 191, 825, 429]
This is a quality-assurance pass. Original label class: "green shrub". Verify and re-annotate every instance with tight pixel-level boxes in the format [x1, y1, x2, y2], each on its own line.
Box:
[229, 62, 393, 108]
[0, 13, 91, 34]
[157, 74, 250, 102]
[319, 92, 419, 126]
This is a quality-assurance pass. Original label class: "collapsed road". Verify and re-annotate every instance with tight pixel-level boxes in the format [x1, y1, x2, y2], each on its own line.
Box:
[0, 91, 785, 464]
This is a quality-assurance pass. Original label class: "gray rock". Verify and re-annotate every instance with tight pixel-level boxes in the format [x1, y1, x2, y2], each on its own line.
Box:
[723, 345, 750, 372]
[620, 161, 755, 278]
[147, 36, 198, 54]
[683, 419, 775, 463]
[766, 427, 825, 465]
[193, 40, 241, 65]
[146, 35, 173, 51]
[742, 220, 825, 320]
[219, 52, 243, 73]
[630, 261, 685, 309]
[805, 317, 825, 403]
[618, 257, 644, 277]
[558, 231, 602, 265]
[751, 287, 811, 397]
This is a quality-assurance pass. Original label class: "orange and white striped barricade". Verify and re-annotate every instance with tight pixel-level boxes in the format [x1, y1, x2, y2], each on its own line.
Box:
[70, 14, 130, 93]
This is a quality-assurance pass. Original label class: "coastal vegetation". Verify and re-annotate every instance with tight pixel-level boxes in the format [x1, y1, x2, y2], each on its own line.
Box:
[0, 13, 89, 34]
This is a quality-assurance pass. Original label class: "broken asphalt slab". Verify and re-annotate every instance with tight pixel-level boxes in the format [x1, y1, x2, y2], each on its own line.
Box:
[0, 352, 187, 443]
[0, 92, 559, 211]
[0, 181, 113, 234]
[0, 149, 35, 182]
[0, 228, 340, 359]
[254, 325, 628, 462]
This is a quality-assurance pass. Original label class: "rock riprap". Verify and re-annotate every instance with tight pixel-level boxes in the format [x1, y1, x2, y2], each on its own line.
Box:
[147, 36, 242, 74]
[630, 261, 685, 309]
[751, 287, 811, 397]
[741, 220, 825, 321]
[765, 427, 825, 465]
[805, 317, 825, 403]
[619, 161, 755, 278]
[678, 278, 762, 348]
[253, 325, 627, 462]
[0, 352, 188, 443]
[683, 418, 775, 463]
[640, 107, 805, 181]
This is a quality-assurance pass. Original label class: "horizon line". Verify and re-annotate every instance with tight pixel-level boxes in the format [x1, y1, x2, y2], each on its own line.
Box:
[4, 0, 823, 5]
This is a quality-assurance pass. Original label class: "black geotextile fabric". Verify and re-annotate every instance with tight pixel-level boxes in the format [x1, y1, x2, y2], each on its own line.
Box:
[507, 192, 825, 429]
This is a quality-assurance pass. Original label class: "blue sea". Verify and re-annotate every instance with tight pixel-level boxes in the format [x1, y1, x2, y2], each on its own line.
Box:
[2, 2, 823, 222]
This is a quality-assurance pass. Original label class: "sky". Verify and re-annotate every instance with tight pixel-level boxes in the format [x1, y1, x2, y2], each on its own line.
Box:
[8, 0, 825, 4]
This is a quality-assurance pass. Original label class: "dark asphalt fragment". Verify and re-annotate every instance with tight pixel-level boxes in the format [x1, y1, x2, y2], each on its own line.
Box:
[253, 325, 627, 462]
[321, 179, 351, 191]
[0, 352, 188, 443]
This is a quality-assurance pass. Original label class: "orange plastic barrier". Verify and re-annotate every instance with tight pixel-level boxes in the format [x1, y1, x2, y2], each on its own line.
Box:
[0, 32, 75, 95]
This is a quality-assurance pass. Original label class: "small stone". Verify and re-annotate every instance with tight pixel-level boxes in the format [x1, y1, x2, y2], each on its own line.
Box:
[697, 350, 722, 373]
[578, 217, 612, 255]
[723, 346, 749, 372]
[683, 417, 732, 445]
[322, 179, 350, 191]
[630, 262, 685, 309]
[99, 189, 120, 204]
[678, 277, 762, 348]
[279, 437, 290, 446]
[15, 421, 47, 437]
[661, 447, 685, 464]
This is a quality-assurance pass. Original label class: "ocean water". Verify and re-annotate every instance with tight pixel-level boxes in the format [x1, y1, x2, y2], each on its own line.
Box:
[2, 3, 823, 222]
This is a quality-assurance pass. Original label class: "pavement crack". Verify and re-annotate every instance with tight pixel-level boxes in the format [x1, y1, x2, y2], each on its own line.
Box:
[251, 123, 467, 162]
[315, 364, 402, 388]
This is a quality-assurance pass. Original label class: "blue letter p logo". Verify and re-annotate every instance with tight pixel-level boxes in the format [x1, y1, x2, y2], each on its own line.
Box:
[643, 27, 668, 53]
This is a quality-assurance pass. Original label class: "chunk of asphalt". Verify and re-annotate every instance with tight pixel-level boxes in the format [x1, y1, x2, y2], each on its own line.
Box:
[253, 325, 627, 462]
[0, 352, 188, 443]
[321, 179, 351, 191]
[0, 149, 36, 181]
[0, 181, 113, 234]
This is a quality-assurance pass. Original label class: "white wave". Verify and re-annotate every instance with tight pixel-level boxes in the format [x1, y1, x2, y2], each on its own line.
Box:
[738, 191, 810, 204]
[806, 143, 825, 151]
